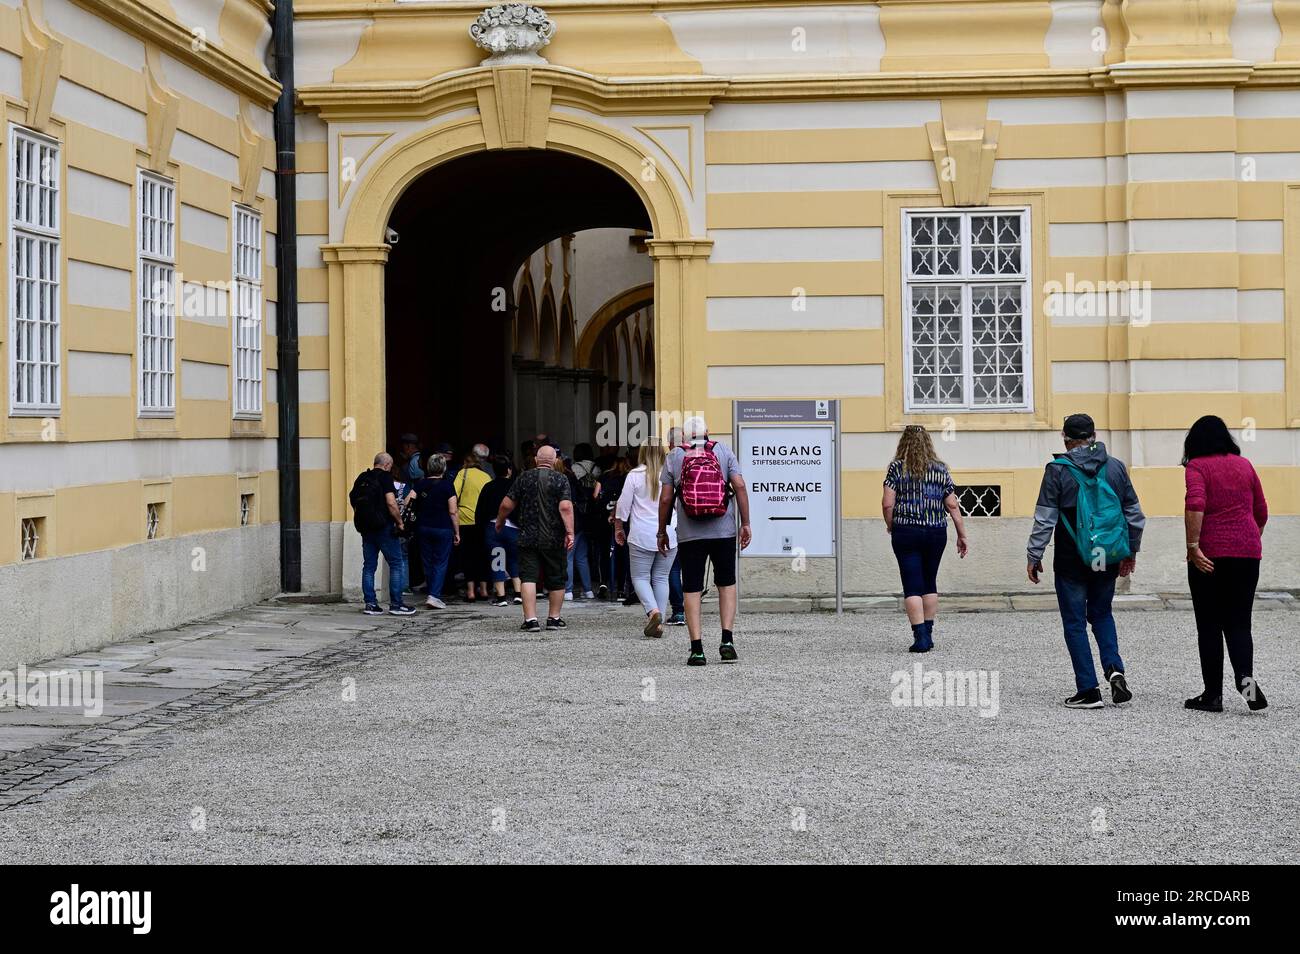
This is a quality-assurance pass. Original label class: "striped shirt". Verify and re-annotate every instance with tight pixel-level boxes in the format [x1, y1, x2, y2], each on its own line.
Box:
[884, 459, 955, 528]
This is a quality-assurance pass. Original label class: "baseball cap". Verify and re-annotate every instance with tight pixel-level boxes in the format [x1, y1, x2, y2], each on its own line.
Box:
[399, 432, 420, 445]
[1062, 414, 1096, 440]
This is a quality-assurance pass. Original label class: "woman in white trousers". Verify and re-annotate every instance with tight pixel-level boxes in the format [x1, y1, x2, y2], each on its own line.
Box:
[616, 442, 677, 638]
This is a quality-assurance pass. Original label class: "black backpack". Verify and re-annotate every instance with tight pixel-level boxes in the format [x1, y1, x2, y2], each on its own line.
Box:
[575, 467, 599, 519]
[349, 469, 390, 534]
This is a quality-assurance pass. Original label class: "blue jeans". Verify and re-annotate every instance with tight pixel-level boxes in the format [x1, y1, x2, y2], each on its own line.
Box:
[418, 526, 455, 598]
[891, 524, 947, 598]
[567, 531, 593, 594]
[362, 525, 407, 608]
[669, 553, 683, 614]
[1055, 572, 1123, 692]
[483, 523, 519, 582]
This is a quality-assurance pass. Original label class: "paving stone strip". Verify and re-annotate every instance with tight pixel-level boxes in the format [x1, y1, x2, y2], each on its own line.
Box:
[0, 612, 475, 811]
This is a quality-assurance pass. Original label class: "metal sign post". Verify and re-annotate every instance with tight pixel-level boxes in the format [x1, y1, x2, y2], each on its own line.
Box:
[734, 400, 843, 615]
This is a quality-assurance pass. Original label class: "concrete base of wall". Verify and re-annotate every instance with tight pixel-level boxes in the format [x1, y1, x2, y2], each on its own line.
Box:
[300, 521, 343, 596]
[325, 515, 1300, 602]
[0, 523, 282, 668]
[740, 516, 1300, 597]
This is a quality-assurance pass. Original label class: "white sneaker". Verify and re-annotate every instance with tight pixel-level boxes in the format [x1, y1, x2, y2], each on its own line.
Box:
[425, 597, 446, 609]
[583, 591, 595, 599]
[564, 592, 573, 601]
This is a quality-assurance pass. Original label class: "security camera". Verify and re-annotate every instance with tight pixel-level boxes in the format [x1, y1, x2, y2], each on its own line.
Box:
[385, 227, 399, 245]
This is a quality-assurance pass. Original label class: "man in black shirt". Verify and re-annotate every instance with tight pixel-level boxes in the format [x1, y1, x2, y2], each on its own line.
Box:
[495, 444, 574, 631]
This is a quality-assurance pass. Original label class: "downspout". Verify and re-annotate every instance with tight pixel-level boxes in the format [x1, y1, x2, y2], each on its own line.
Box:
[272, 0, 301, 592]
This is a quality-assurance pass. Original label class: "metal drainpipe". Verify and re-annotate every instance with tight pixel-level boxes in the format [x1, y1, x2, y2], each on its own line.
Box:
[272, 0, 301, 592]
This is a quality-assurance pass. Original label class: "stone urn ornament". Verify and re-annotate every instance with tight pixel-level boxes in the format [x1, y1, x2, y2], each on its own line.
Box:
[470, 4, 556, 66]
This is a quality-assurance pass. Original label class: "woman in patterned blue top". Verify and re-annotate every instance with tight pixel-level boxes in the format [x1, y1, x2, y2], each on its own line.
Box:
[882, 425, 969, 653]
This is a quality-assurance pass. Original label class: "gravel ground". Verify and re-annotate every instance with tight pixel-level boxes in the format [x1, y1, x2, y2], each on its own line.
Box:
[6, 603, 1298, 863]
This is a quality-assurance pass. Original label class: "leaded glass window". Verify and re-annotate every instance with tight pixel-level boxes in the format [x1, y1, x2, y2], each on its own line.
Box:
[904, 209, 1031, 412]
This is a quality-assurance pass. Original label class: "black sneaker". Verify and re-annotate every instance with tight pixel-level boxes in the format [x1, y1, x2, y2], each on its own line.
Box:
[1185, 692, 1223, 712]
[1108, 670, 1132, 705]
[597, 584, 609, 599]
[520, 618, 541, 633]
[687, 650, 707, 666]
[1064, 688, 1104, 709]
[1238, 677, 1268, 711]
[545, 617, 566, 630]
[512, 595, 523, 605]
[719, 642, 738, 663]
[362, 603, 384, 616]
[491, 597, 510, 607]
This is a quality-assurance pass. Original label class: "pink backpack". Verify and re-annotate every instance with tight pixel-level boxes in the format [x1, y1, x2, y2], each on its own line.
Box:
[679, 441, 729, 518]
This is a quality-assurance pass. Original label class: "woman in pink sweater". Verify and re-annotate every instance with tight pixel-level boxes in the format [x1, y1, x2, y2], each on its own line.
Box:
[1182, 415, 1269, 713]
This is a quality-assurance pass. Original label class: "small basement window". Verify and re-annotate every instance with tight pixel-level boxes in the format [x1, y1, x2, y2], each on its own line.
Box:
[20, 517, 43, 560]
[146, 502, 163, 540]
[955, 485, 1002, 517]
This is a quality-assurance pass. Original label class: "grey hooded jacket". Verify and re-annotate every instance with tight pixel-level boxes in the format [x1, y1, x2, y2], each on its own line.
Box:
[1026, 441, 1145, 578]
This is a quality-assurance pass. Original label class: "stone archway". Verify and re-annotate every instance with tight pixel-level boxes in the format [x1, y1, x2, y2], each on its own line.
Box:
[317, 84, 716, 596]
[322, 102, 709, 536]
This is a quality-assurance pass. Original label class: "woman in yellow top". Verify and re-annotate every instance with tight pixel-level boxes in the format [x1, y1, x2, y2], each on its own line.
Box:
[455, 451, 493, 602]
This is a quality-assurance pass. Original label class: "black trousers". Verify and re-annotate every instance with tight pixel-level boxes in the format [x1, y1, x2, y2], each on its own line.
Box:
[1188, 557, 1259, 694]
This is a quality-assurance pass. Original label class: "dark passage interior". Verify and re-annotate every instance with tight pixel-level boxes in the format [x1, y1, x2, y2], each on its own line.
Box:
[384, 149, 652, 459]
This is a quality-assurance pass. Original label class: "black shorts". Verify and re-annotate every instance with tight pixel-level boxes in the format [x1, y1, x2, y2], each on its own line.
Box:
[518, 545, 567, 592]
[678, 536, 737, 592]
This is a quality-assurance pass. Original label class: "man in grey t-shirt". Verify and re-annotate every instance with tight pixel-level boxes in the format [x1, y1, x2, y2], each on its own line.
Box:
[657, 416, 751, 666]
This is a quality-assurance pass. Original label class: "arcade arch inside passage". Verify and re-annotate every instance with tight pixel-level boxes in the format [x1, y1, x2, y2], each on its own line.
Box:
[383, 149, 657, 461]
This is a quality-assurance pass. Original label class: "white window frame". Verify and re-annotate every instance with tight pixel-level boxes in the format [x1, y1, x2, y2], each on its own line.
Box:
[901, 207, 1033, 413]
[8, 125, 61, 417]
[138, 171, 176, 417]
[231, 204, 263, 419]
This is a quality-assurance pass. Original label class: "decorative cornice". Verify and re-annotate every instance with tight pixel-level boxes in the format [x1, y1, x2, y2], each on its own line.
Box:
[300, 58, 1300, 123]
[321, 243, 391, 265]
[75, 0, 280, 105]
[645, 238, 712, 260]
[1103, 61, 1256, 87]
[298, 66, 729, 121]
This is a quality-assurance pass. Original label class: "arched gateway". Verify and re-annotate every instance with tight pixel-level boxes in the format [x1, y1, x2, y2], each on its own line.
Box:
[307, 65, 714, 592]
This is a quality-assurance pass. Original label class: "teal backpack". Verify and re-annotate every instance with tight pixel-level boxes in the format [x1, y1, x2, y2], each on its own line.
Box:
[1051, 456, 1132, 571]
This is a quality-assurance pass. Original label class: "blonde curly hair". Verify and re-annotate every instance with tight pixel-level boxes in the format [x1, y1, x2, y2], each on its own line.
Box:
[894, 424, 942, 479]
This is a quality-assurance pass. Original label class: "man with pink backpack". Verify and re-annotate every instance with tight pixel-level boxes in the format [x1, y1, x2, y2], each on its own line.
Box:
[657, 416, 752, 666]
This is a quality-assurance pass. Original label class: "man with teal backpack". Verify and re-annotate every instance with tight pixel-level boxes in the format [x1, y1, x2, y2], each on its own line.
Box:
[1027, 414, 1146, 709]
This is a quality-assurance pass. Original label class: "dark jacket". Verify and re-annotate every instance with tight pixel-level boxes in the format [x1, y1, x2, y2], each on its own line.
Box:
[475, 476, 513, 527]
[1027, 441, 1145, 578]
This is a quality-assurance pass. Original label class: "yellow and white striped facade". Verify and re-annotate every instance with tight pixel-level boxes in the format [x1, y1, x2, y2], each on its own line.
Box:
[297, 0, 1300, 598]
[0, 0, 281, 665]
[6, 0, 1300, 665]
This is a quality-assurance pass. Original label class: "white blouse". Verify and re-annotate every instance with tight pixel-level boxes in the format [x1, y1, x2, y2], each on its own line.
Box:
[616, 466, 677, 552]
